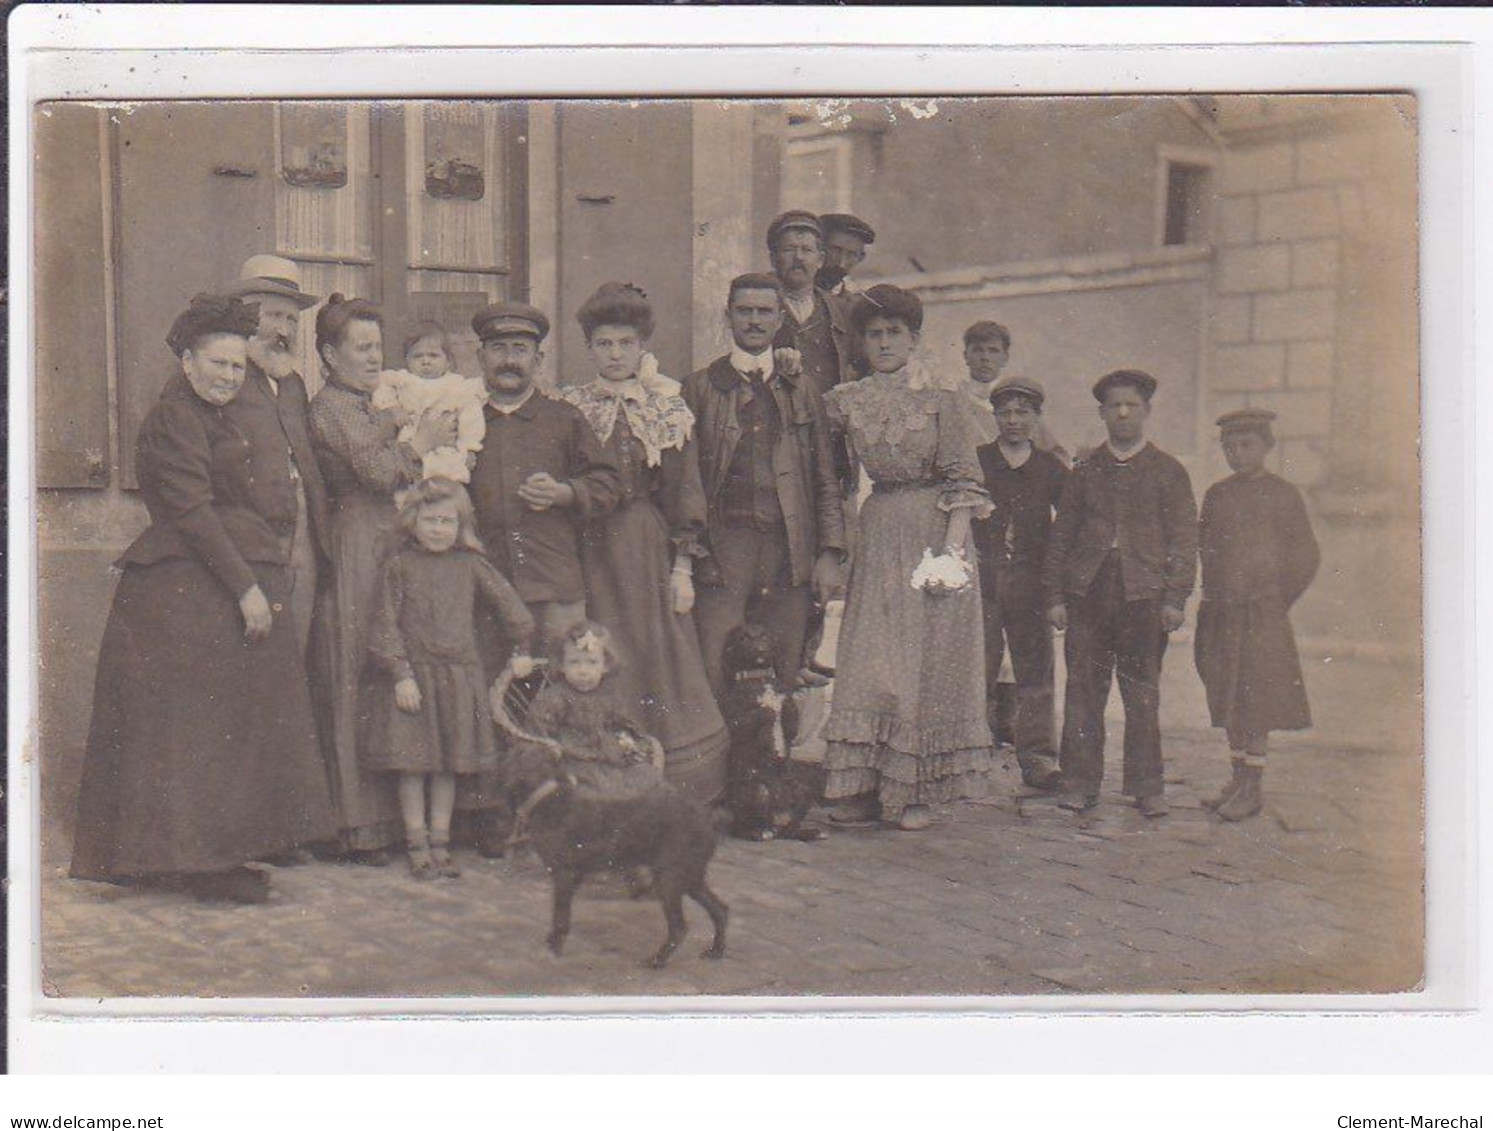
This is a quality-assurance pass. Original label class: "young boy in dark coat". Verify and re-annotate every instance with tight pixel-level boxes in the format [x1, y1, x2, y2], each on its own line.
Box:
[1194, 408, 1320, 820]
[973, 377, 1068, 791]
[1045, 369, 1198, 817]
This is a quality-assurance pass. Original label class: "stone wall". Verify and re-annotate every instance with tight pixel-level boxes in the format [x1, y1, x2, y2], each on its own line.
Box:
[1202, 98, 1418, 499]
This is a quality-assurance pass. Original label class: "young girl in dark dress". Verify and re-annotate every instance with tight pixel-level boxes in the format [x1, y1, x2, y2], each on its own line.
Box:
[1194, 409, 1321, 821]
[364, 477, 535, 878]
[524, 621, 667, 800]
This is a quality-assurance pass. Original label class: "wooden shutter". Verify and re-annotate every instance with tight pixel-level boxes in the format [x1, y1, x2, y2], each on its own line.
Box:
[34, 103, 111, 488]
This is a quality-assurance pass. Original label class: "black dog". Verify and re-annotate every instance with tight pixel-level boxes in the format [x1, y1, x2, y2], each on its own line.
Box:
[718, 623, 827, 842]
[506, 755, 729, 969]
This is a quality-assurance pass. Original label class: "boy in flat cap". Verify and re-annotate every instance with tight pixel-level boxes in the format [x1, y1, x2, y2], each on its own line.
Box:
[1194, 408, 1320, 821]
[973, 377, 1068, 790]
[1045, 369, 1198, 816]
[961, 320, 1070, 460]
[816, 213, 876, 298]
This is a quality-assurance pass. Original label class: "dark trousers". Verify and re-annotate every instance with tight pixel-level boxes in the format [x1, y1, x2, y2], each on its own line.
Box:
[695, 522, 812, 695]
[982, 564, 1057, 776]
[1059, 553, 1166, 798]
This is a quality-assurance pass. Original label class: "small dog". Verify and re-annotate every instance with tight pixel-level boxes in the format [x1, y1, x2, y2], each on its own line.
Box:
[718, 623, 827, 842]
[506, 751, 728, 969]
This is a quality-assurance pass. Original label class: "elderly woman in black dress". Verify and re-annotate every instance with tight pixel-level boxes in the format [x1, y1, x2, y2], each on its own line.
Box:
[71, 294, 336, 904]
[309, 295, 457, 863]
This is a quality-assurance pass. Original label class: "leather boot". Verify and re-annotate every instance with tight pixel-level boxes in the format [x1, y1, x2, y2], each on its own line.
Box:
[1218, 766, 1264, 821]
[1203, 758, 1246, 810]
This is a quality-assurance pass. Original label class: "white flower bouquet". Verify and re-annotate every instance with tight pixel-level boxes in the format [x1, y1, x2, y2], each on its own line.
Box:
[910, 546, 974, 596]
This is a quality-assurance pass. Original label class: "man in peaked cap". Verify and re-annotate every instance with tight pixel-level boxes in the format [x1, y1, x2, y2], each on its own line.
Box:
[1045, 369, 1198, 818]
[220, 254, 329, 659]
[816, 212, 876, 297]
[462, 297, 621, 856]
[467, 298, 616, 649]
[972, 375, 1069, 791]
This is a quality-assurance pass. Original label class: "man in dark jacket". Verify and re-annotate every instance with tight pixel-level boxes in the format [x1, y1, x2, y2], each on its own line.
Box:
[1045, 369, 1199, 817]
[683, 273, 846, 695]
[466, 301, 622, 657]
[462, 301, 621, 857]
[221, 254, 330, 657]
[973, 377, 1068, 792]
[767, 211, 856, 399]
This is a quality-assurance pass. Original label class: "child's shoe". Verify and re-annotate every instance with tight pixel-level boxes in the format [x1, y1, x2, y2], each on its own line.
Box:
[1217, 767, 1264, 821]
[406, 831, 436, 881]
[430, 839, 462, 879]
[1203, 758, 1246, 810]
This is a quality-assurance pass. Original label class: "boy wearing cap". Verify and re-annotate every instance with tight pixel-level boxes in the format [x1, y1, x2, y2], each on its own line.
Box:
[962, 321, 1070, 463]
[973, 377, 1068, 791]
[1194, 409, 1319, 821]
[1045, 370, 1198, 816]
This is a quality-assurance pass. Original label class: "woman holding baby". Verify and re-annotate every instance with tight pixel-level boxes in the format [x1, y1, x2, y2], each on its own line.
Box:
[308, 295, 459, 863]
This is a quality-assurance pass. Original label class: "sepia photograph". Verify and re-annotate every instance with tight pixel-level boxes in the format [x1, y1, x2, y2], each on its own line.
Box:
[29, 90, 1424, 1003]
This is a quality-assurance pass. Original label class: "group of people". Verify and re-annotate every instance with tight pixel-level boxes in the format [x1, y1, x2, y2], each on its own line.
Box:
[69, 207, 1320, 907]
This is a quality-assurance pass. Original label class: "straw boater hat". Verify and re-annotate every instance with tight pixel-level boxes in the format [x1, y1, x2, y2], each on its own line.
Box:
[224, 254, 321, 311]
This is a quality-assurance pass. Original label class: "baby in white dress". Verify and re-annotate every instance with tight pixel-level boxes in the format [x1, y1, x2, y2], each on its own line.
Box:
[372, 320, 487, 485]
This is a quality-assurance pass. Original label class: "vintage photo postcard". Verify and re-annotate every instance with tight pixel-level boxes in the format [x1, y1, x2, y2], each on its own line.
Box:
[27, 91, 1426, 1004]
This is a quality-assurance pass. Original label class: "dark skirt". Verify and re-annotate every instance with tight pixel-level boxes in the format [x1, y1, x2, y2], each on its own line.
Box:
[311, 492, 404, 849]
[1194, 596, 1313, 736]
[361, 659, 501, 775]
[583, 499, 728, 804]
[70, 558, 336, 881]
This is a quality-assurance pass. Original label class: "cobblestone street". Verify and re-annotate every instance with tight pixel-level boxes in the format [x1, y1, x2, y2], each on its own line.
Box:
[38, 652, 1422, 1002]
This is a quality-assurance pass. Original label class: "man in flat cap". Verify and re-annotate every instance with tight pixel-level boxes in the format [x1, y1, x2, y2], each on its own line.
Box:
[221, 254, 330, 660]
[1044, 369, 1198, 817]
[972, 376, 1068, 791]
[766, 210, 856, 400]
[816, 213, 876, 298]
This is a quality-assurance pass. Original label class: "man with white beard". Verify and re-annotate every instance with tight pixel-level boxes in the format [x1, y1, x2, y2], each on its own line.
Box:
[222, 254, 330, 658]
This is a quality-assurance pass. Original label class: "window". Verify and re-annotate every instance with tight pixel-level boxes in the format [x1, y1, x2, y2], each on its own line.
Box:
[783, 134, 853, 216]
[1156, 144, 1217, 247]
[1164, 161, 1211, 246]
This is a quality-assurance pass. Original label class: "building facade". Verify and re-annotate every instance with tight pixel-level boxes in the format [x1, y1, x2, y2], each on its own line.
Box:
[32, 95, 1418, 839]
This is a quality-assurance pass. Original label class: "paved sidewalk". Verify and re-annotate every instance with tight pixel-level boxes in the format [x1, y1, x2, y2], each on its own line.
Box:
[39, 651, 1421, 1002]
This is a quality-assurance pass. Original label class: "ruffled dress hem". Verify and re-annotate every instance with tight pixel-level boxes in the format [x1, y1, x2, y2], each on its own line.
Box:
[823, 709, 994, 812]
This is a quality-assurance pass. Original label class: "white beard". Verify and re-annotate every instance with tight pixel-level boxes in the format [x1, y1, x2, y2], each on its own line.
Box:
[250, 339, 296, 380]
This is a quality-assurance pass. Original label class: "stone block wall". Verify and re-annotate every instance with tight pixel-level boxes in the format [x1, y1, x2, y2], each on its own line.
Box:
[1202, 101, 1417, 499]
[1205, 136, 1349, 487]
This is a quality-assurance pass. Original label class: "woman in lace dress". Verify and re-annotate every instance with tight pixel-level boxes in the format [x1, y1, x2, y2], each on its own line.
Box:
[821, 285, 996, 830]
[558, 283, 729, 803]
